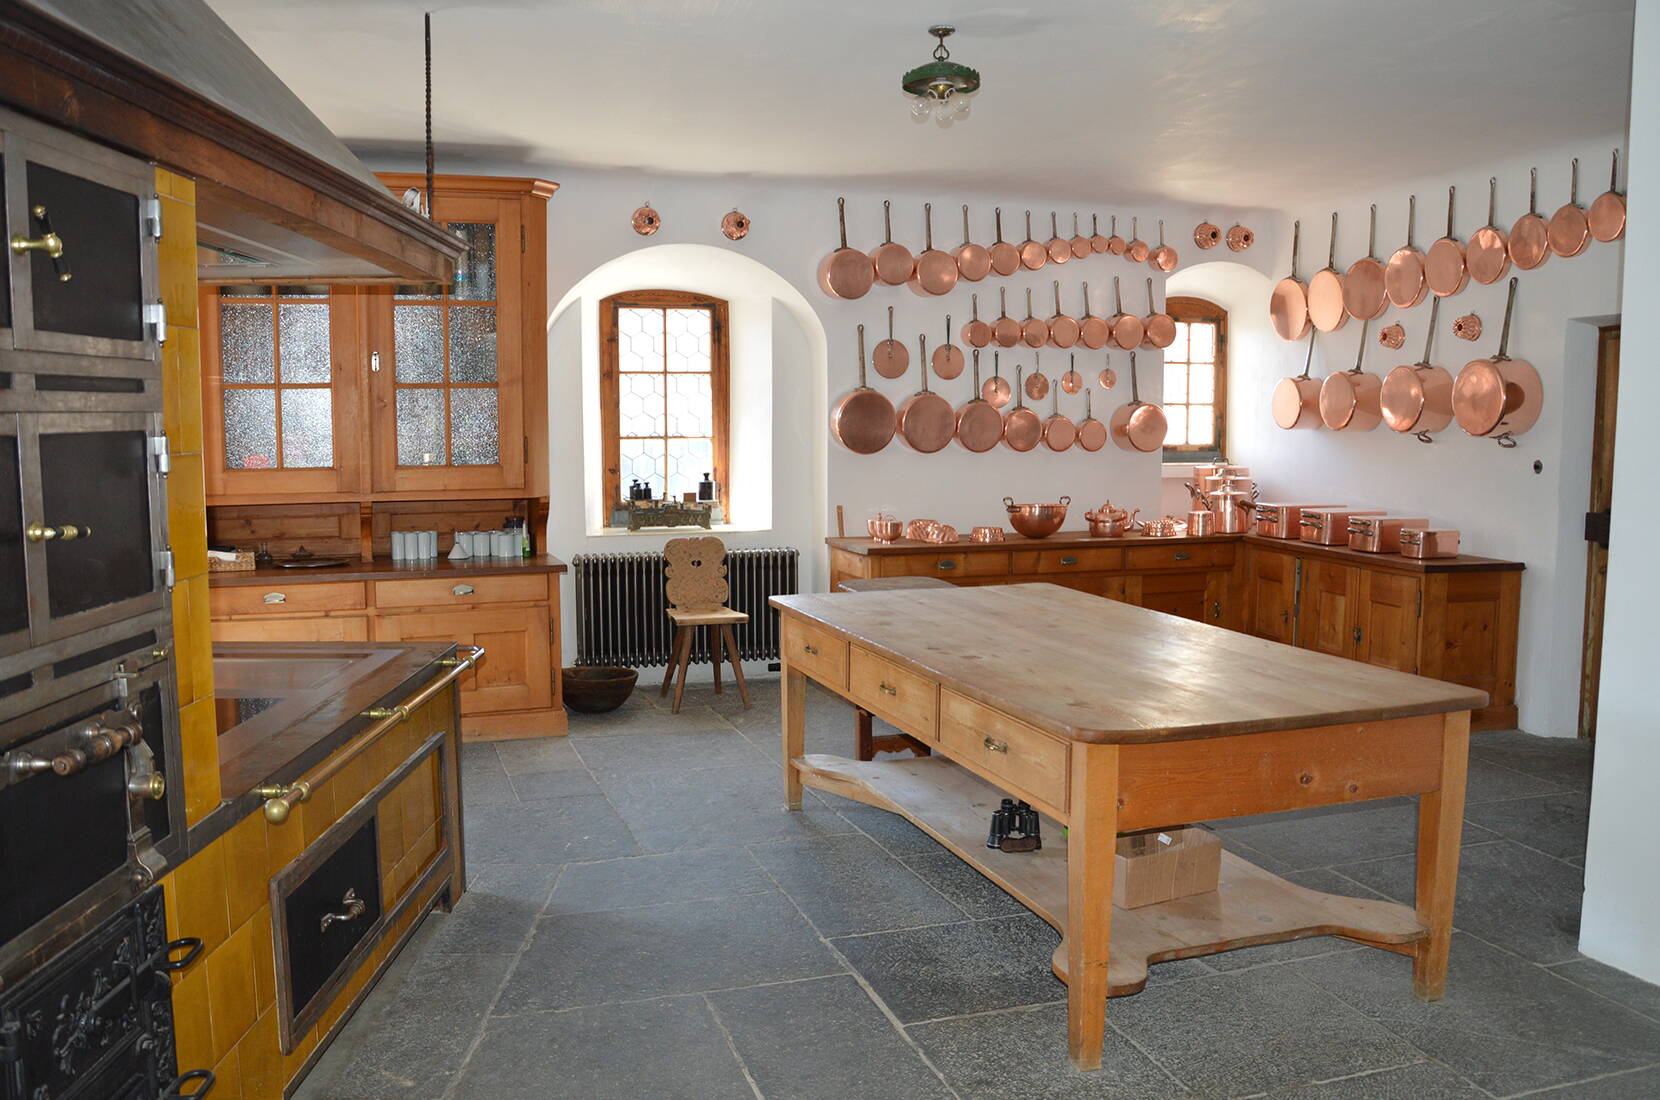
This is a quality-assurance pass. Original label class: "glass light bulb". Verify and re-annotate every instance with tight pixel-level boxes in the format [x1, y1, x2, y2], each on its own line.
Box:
[910, 96, 931, 123]
[934, 108, 954, 129]
[951, 95, 971, 120]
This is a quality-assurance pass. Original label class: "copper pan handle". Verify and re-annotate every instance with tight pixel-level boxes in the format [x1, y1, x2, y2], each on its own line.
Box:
[1289, 219, 1301, 278]
[856, 324, 868, 388]
[1367, 204, 1377, 257]
[837, 197, 850, 249]
[1419, 298, 1439, 365]
[1569, 157, 1579, 204]
[1351, 319, 1370, 373]
[1445, 187, 1456, 238]
[882, 199, 894, 245]
[1298, 329, 1316, 380]
[923, 202, 934, 250]
[1528, 168, 1539, 216]
[1496, 277, 1518, 359]
[1405, 196, 1417, 249]
[963, 204, 972, 244]
[994, 206, 1005, 243]
[918, 334, 930, 393]
[1487, 177, 1498, 227]
[1327, 211, 1339, 268]
[1610, 149, 1621, 192]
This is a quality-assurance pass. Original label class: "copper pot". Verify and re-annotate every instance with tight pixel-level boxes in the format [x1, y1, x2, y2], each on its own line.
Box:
[1109, 352, 1167, 453]
[1254, 502, 1341, 539]
[1453, 278, 1542, 444]
[1207, 483, 1257, 534]
[1319, 319, 1383, 431]
[1385, 196, 1428, 309]
[1589, 149, 1626, 243]
[1399, 528, 1461, 559]
[1509, 168, 1551, 271]
[1549, 157, 1591, 258]
[1300, 508, 1384, 545]
[1381, 298, 1453, 441]
[1004, 496, 1070, 539]
[989, 208, 1022, 277]
[1307, 212, 1348, 332]
[1186, 509, 1215, 536]
[870, 199, 915, 286]
[1272, 331, 1323, 430]
[1425, 186, 1469, 297]
[1084, 503, 1134, 537]
[1348, 516, 1430, 554]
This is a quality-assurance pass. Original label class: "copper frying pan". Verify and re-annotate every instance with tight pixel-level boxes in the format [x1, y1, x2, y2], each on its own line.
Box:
[1319, 319, 1382, 431]
[1047, 281, 1080, 349]
[1025, 350, 1050, 401]
[1047, 213, 1071, 265]
[983, 350, 1012, 408]
[961, 294, 992, 348]
[1109, 351, 1167, 453]
[1060, 352, 1084, 395]
[1467, 177, 1510, 285]
[1270, 219, 1311, 341]
[1589, 149, 1626, 243]
[819, 197, 875, 299]
[1549, 158, 1591, 258]
[1126, 217, 1150, 264]
[1384, 196, 1428, 309]
[1109, 277, 1143, 350]
[1141, 278, 1175, 350]
[1070, 214, 1092, 260]
[993, 288, 1022, 348]
[1380, 297, 1452, 441]
[989, 208, 1022, 277]
[896, 335, 957, 453]
[910, 203, 960, 296]
[830, 324, 897, 454]
[1020, 211, 1048, 271]
[956, 205, 992, 282]
[955, 350, 1005, 453]
[1097, 352, 1117, 391]
[1076, 389, 1108, 451]
[1149, 220, 1178, 273]
[1343, 205, 1387, 321]
[1307, 212, 1348, 332]
[1425, 187, 1468, 297]
[1021, 288, 1050, 349]
[870, 200, 914, 286]
[932, 315, 965, 380]
[1078, 284, 1111, 349]
[872, 305, 909, 379]
[1002, 366, 1042, 452]
[1105, 215, 1126, 256]
[1042, 385, 1077, 451]
[1454, 277, 1542, 444]
[1509, 168, 1551, 271]
[1271, 330, 1322, 430]
[1090, 214, 1111, 254]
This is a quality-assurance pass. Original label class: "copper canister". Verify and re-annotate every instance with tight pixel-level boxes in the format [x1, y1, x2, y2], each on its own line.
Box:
[1255, 503, 1342, 539]
[1300, 508, 1385, 545]
[1347, 516, 1430, 553]
[1399, 528, 1461, 558]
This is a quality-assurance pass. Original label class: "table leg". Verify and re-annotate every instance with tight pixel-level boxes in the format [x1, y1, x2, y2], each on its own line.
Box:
[1413, 710, 1470, 1000]
[1065, 741, 1120, 1071]
[855, 707, 874, 761]
[782, 667, 806, 809]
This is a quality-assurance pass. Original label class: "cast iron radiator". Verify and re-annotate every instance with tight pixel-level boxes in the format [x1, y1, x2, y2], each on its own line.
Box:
[572, 547, 799, 668]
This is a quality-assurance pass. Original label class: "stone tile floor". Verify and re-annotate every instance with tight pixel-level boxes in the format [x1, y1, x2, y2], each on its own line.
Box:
[297, 678, 1660, 1099]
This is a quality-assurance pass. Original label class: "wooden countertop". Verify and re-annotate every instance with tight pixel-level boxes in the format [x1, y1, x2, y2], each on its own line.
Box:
[772, 584, 1487, 744]
[826, 533, 1521, 574]
[208, 554, 567, 587]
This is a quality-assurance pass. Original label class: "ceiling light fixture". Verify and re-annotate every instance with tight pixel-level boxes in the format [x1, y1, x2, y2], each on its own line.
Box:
[903, 25, 980, 129]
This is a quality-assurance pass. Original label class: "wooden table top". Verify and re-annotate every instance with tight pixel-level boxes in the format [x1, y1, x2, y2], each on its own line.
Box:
[772, 583, 1487, 745]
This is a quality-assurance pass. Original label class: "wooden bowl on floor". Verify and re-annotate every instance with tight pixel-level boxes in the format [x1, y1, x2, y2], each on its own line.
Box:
[563, 666, 638, 713]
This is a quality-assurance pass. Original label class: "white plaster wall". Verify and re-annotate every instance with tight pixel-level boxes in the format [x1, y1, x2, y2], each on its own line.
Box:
[1580, 0, 1659, 986]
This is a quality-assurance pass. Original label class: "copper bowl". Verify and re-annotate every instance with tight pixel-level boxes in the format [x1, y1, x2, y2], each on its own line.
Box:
[868, 517, 902, 543]
[1003, 495, 1070, 539]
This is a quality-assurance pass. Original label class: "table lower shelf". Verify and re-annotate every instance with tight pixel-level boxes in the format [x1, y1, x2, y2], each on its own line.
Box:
[795, 753, 1428, 996]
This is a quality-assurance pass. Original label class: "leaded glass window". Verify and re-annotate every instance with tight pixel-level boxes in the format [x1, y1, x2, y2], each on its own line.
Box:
[216, 286, 335, 470]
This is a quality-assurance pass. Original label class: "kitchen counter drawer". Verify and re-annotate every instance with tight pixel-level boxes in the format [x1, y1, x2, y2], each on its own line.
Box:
[847, 646, 937, 739]
[875, 552, 1010, 579]
[1124, 543, 1236, 571]
[373, 574, 548, 610]
[1011, 547, 1124, 574]
[214, 581, 366, 617]
[938, 690, 1069, 815]
[782, 617, 849, 690]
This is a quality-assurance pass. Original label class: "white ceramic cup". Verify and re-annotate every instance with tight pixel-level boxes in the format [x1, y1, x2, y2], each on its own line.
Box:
[391, 531, 409, 560]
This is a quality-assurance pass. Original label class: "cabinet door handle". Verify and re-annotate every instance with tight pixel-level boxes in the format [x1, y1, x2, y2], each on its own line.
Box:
[1059, 555, 1079, 566]
[1174, 550, 1191, 561]
[1353, 626, 1363, 644]
[803, 643, 820, 655]
[983, 736, 1009, 754]
[1281, 609, 1290, 624]
[936, 560, 957, 570]
[452, 583, 475, 596]
[319, 887, 367, 934]
[878, 682, 898, 696]
[1211, 601, 1222, 620]
[263, 592, 287, 604]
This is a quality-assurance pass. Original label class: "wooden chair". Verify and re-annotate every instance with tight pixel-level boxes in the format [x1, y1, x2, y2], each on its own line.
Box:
[660, 536, 751, 714]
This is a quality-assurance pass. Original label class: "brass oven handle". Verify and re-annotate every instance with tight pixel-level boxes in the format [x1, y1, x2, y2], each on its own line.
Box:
[318, 887, 367, 933]
[25, 522, 91, 542]
[878, 682, 898, 696]
[11, 204, 73, 282]
[983, 736, 1009, 754]
[261, 645, 482, 824]
[803, 643, 820, 655]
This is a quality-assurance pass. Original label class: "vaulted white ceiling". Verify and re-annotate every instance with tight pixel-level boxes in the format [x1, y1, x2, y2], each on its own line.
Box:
[205, 0, 1634, 209]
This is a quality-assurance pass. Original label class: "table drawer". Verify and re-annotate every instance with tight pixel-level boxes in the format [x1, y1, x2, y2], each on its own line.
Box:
[214, 581, 366, 617]
[1124, 543, 1235, 571]
[876, 552, 1010, 579]
[938, 690, 1069, 814]
[373, 574, 548, 609]
[1011, 547, 1124, 574]
[782, 617, 848, 690]
[847, 646, 937, 739]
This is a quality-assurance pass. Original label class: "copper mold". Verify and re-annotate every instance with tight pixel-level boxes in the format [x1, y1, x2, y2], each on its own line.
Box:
[989, 208, 1022, 277]
[1508, 168, 1551, 271]
[955, 205, 992, 281]
[820, 197, 875, 300]
[1588, 150, 1626, 243]
[868, 513, 902, 542]
[1194, 222, 1222, 249]
[1549, 157, 1591, 258]
[632, 203, 662, 235]
[1271, 220, 1311, 342]
[1466, 177, 1510, 285]
[1379, 324, 1406, 350]
[872, 306, 909, 379]
[830, 324, 897, 455]
[721, 210, 750, 240]
[969, 526, 1006, 543]
[871, 199, 916, 285]
[1425, 187, 1468, 297]
[1385, 195, 1428, 309]
[1453, 314, 1482, 341]
[1307, 213, 1348, 333]
[1399, 528, 1461, 559]
[1225, 224, 1254, 251]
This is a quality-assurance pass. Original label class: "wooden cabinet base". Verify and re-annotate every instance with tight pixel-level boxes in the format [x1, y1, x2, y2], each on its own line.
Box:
[462, 707, 568, 742]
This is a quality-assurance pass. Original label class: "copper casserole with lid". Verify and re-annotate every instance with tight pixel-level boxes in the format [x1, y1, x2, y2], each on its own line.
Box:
[1255, 503, 1342, 539]
[1348, 516, 1430, 553]
[1300, 508, 1385, 545]
[1399, 528, 1461, 559]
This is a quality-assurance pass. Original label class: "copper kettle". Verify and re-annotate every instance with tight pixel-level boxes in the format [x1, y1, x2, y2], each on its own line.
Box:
[1085, 502, 1136, 537]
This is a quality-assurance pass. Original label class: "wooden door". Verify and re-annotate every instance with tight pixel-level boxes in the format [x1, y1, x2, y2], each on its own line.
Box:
[1297, 560, 1358, 659]
[1580, 326, 1619, 739]
[374, 606, 550, 715]
[1246, 547, 1299, 644]
[1355, 571, 1422, 673]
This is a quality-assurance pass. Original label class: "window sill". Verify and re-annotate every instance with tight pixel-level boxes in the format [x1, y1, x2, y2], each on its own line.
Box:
[586, 523, 774, 539]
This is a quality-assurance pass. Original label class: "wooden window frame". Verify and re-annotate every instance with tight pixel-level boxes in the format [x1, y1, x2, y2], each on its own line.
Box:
[598, 290, 731, 524]
[1163, 296, 1227, 462]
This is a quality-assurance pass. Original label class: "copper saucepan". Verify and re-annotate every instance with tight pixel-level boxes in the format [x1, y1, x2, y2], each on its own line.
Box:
[1025, 349, 1050, 400]
[1425, 187, 1468, 297]
[1078, 284, 1111, 349]
[1090, 214, 1111, 254]
[1343, 204, 1387, 321]
[1271, 330, 1322, 430]
[1381, 297, 1453, 441]
[993, 288, 1022, 348]
[1319, 319, 1382, 431]
[895, 334, 956, 453]
[983, 350, 1012, 409]
[1509, 168, 1551, 271]
[1454, 277, 1542, 445]
[1076, 388, 1108, 451]
[872, 305, 909, 379]
[910, 202, 959, 296]
[1589, 149, 1626, 243]
[962, 293, 992, 348]
[1126, 217, 1150, 264]
[871, 199, 915, 286]
[829, 323, 896, 453]
[954, 349, 1004, 453]
[1002, 366, 1042, 452]
[1149, 220, 1178, 273]
[1021, 288, 1049, 349]
[1109, 276, 1143, 350]
[1041, 386, 1076, 452]
[1270, 219, 1311, 341]
[1109, 351, 1167, 453]
[1549, 158, 1591, 259]
[1467, 177, 1510, 285]
[1047, 212, 1071, 265]
[932, 315, 965, 380]
[1020, 210, 1048, 271]
[1141, 278, 1175, 349]
[1060, 352, 1084, 395]
[989, 208, 1022, 277]
[1106, 215, 1127, 256]
[819, 196, 875, 299]
[1048, 281, 1080, 349]
[1097, 351, 1117, 391]
[1384, 196, 1428, 309]
[1004, 496, 1071, 538]
[956, 205, 992, 282]
[1307, 212, 1348, 332]
[1070, 214, 1092, 260]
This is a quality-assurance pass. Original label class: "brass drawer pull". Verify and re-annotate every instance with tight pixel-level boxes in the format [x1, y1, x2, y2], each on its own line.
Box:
[263, 592, 287, 604]
[983, 736, 1009, 754]
[803, 643, 820, 655]
[318, 887, 367, 933]
[1174, 550, 1191, 561]
[936, 560, 958, 570]
[25, 522, 90, 542]
[879, 682, 898, 696]
[452, 583, 475, 596]
[1059, 555, 1079, 566]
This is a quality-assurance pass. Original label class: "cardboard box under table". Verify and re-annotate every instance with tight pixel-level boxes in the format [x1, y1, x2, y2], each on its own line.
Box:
[1113, 827, 1222, 909]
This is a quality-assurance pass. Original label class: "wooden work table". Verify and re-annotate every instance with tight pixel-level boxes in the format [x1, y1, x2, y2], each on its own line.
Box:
[771, 583, 1481, 1071]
